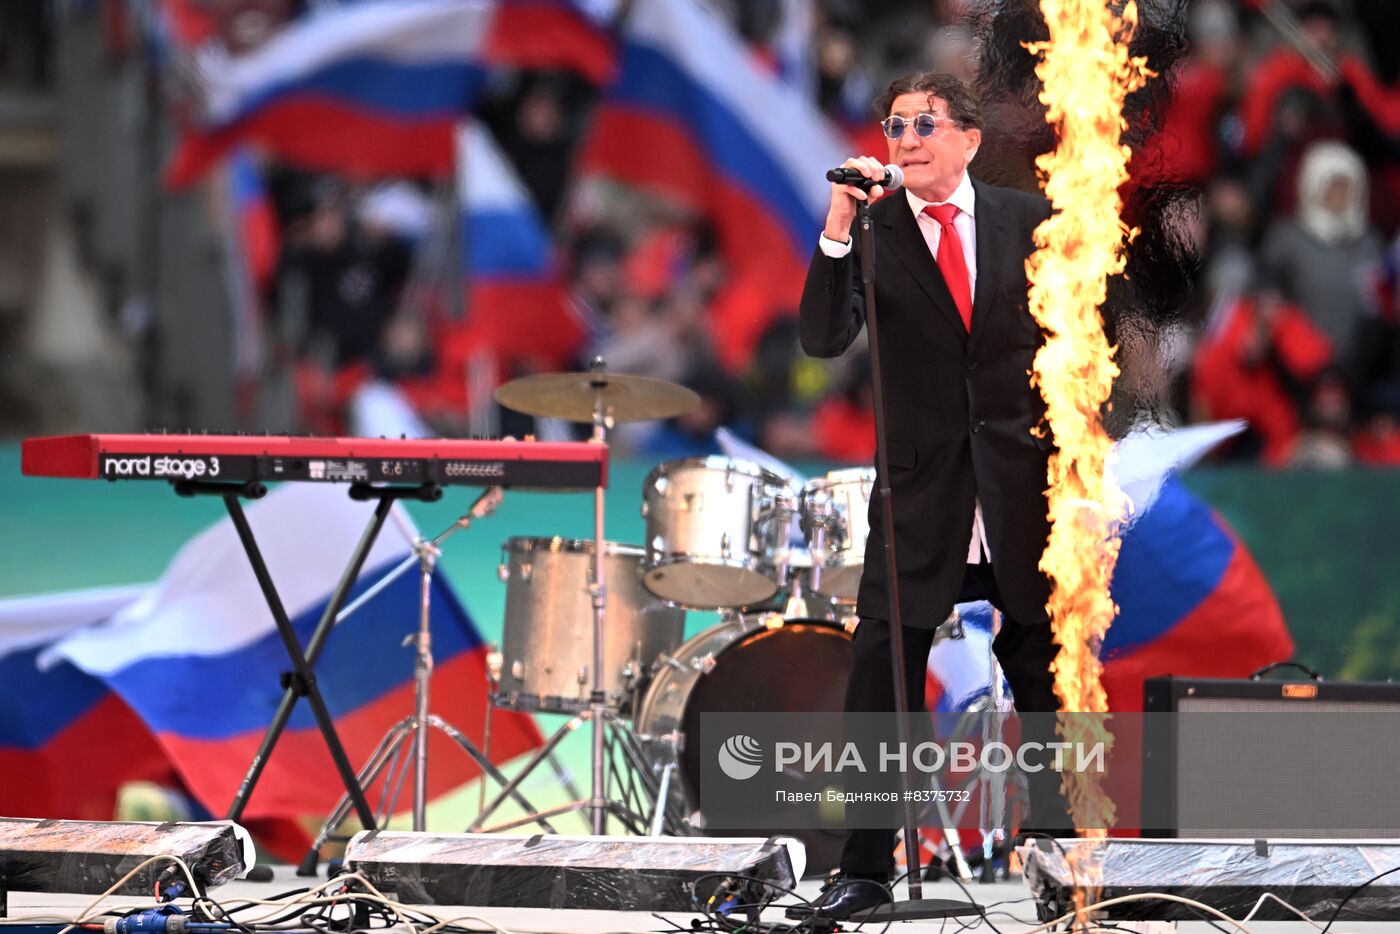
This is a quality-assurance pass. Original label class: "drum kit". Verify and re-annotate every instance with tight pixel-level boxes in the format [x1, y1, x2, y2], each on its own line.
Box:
[299, 360, 886, 875]
[477, 360, 885, 867]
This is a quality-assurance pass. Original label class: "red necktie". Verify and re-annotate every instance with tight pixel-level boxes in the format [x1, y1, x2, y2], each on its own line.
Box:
[923, 203, 973, 331]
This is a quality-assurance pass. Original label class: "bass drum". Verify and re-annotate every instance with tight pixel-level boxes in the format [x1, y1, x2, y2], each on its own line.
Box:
[636, 617, 853, 876]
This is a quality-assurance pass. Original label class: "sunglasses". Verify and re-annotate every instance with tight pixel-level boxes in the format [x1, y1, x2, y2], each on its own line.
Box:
[881, 113, 961, 139]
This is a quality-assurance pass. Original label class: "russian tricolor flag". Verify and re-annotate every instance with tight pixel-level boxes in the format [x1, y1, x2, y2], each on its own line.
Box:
[927, 423, 1294, 714]
[167, 0, 614, 188]
[457, 123, 580, 367]
[40, 484, 541, 858]
[405, 123, 582, 417]
[0, 587, 175, 820]
[576, 0, 847, 370]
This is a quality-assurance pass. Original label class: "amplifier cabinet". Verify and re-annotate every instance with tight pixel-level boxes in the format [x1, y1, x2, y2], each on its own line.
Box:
[1141, 675, 1400, 838]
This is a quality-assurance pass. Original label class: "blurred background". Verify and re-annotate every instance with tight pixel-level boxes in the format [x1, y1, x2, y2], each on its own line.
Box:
[1, 0, 1399, 854]
[1, 0, 1399, 462]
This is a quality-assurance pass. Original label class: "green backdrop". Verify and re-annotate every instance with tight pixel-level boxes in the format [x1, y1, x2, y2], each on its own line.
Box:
[4, 448, 1399, 681]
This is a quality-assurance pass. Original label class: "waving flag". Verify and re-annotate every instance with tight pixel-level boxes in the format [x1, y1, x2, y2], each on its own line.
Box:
[927, 423, 1293, 714]
[404, 123, 581, 418]
[45, 484, 542, 859]
[483, 0, 616, 83]
[576, 0, 847, 370]
[167, 0, 614, 188]
[458, 123, 580, 364]
[0, 586, 176, 820]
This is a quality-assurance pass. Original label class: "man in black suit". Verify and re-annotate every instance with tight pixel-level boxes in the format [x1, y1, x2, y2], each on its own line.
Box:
[794, 72, 1067, 919]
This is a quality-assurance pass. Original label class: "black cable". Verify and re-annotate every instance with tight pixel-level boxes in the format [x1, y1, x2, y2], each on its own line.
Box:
[931, 872, 1000, 934]
[688, 871, 832, 934]
[690, 871, 794, 932]
[191, 891, 257, 934]
[218, 887, 314, 914]
[1319, 864, 1400, 933]
[234, 904, 322, 929]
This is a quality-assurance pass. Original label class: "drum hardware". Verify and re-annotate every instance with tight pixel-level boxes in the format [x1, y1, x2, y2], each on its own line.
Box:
[978, 608, 1009, 881]
[481, 644, 502, 816]
[652, 653, 686, 673]
[622, 651, 653, 717]
[649, 761, 679, 836]
[799, 468, 876, 602]
[801, 490, 832, 599]
[468, 705, 677, 837]
[489, 359, 699, 836]
[777, 550, 820, 620]
[299, 488, 561, 877]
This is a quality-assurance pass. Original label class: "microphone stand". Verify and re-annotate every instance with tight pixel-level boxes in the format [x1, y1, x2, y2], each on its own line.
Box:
[854, 198, 983, 922]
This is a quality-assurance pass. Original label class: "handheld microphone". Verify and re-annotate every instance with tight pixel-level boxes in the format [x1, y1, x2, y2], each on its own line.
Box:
[826, 164, 904, 191]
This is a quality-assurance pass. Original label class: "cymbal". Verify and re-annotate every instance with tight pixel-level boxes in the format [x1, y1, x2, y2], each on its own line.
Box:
[495, 371, 702, 423]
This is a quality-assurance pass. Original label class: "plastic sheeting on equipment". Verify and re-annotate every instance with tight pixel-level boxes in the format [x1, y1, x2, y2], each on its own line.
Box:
[346, 831, 801, 911]
[0, 818, 250, 896]
[1021, 837, 1400, 923]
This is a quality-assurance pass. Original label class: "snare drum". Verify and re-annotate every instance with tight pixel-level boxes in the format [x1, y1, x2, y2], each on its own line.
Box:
[800, 468, 875, 601]
[494, 537, 685, 714]
[635, 616, 853, 875]
[640, 457, 792, 608]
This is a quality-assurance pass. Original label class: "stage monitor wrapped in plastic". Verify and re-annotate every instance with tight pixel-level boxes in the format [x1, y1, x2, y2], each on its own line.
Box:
[344, 831, 801, 911]
[0, 819, 251, 897]
[1021, 837, 1400, 923]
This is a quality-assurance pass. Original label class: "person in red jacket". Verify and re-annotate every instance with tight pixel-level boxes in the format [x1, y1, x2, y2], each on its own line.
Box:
[1240, 1, 1400, 160]
[1191, 283, 1334, 465]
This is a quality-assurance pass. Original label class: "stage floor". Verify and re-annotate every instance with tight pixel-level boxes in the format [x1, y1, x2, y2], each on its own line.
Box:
[3, 865, 1397, 934]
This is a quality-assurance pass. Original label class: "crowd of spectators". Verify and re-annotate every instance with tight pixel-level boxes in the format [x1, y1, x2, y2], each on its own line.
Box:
[252, 0, 1400, 468]
[1169, 0, 1400, 467]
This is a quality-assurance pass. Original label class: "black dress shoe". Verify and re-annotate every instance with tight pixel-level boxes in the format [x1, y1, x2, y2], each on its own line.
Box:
[786, 874, 892, 921]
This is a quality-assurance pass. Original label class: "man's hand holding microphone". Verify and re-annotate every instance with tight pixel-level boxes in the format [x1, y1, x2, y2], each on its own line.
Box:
[823, 156, 903, 243]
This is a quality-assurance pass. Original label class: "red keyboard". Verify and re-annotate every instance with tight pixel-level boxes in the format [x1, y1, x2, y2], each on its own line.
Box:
[21, 434, 607, 489]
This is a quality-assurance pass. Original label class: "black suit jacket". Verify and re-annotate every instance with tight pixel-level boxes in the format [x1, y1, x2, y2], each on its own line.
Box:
[799, 179, 1055, 629]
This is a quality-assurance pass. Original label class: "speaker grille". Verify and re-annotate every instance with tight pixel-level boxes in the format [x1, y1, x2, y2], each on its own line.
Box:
[1173, 695, 1400, 837]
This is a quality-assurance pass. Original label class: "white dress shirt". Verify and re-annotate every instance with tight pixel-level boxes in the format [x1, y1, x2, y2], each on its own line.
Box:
[817, 172, 990, 564]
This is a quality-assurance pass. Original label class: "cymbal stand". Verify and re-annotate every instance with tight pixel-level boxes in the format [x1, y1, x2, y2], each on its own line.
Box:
[467, 359, 668, 837]
[791, 492, 833, 620]
[298, 488, 559, 876]
[586, 365, 609, 833]
[773, 490, 818, 621]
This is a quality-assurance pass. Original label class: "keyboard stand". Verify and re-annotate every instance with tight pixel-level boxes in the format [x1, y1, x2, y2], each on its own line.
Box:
[172, 478, 442, 831]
